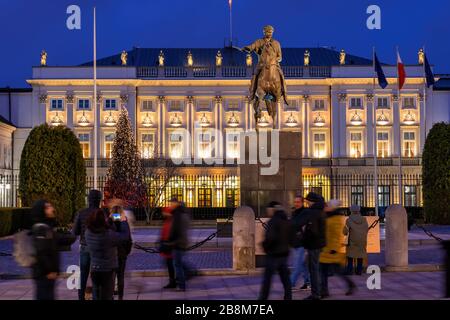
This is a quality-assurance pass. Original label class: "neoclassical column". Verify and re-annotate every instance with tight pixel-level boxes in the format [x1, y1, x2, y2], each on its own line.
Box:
[187, 95, 194, 160]
[65, 92, 74, 129]
[392, 94, 400, 157]
[158, 95, 166, 157]
[366, 93, 374, 157]
[330, 90, 340, 158]
[419, 93, 426, 153]
[215, 95, 223, 159]
[38, 93, 48, 126]
[302, 94, 310, 158]
[338, 93, 347, 157]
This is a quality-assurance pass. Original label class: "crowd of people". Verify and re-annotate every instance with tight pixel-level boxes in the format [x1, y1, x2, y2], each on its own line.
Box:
[259, 192, 369, 300]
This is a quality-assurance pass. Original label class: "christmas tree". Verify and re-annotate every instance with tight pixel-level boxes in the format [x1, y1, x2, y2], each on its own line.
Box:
[104, 106, 147, 208]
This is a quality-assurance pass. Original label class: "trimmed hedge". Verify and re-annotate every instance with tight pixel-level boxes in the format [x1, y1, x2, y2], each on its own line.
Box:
[0, 207, 31, 237]
[19, 124, 86, 226]
[422, 122, 450, 224]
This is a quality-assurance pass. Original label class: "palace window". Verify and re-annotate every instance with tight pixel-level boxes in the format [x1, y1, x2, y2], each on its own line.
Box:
[403, 131, 416, 158]
[198, 187, 212, 207]
[78, 133, 90, 158]
[225, 188, 240, 207]
[349, 97, 363, 109]
[169, 133, 184, 159]
[313, 99, 326, 111]
[402, 97, 416, 109]
[226, 132, 240, 159]
[197, 132, 214, 159]
[197, 100, 211, 112]
[350, 186, 364, 206]
[104, 133, 115, 158]
[104, 99, 117, 110]
[169, 100, 184, 112]
[313, 133, 326, 158]
[377, 185, 390, 207]
[226, 100, 240, 110]
[404, 185, 417, 207]
[377, 132, 389, 158]
[141, 134, 155, 159]
[350, 132, 363, 158]
[50, 99, 64, 110]
[142, 100, 154, 112]
[77, 99, 90, 110]
[377, 97, 389, 109]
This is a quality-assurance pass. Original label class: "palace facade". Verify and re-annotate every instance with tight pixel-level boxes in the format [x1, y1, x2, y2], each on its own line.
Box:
[1, 47, 449, 209]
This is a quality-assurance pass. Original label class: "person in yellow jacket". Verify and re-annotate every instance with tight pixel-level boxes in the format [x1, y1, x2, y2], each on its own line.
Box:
[319, 200, 356, 298]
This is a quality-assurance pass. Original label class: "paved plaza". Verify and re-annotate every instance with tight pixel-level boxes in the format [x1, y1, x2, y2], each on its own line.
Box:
[0, 271, 446, 300]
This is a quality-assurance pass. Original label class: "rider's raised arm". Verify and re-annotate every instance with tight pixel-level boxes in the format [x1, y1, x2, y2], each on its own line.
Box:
[243, 40, 261, 53]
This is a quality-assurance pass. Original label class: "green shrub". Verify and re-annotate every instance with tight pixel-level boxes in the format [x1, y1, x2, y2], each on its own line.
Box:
[0, 209, 13, 237]
[0, 207, 31, 237]
[422, 122, 450, 224]
[19, 124, 86, 226]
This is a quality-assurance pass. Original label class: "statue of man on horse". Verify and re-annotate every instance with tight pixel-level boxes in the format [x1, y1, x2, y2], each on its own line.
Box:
[242, 25, 288, 128]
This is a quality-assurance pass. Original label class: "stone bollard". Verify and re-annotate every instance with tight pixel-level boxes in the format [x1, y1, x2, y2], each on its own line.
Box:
[232, 206, 256, 270]
[385, 204, 408, 271]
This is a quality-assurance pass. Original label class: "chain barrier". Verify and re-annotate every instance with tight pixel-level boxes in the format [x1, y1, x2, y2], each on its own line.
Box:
[255, 217, 269, 230]
[414, 224, 444, 242]
[0, 251, 12, 257]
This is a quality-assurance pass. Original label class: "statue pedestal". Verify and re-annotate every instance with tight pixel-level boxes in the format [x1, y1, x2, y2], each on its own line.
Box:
[239, 130, 302, 217]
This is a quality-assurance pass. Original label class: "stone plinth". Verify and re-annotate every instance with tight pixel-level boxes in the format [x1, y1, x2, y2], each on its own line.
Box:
[385, 204, 409, 271]
[232, 206, 256, 270]
[239, 130, 302, 216]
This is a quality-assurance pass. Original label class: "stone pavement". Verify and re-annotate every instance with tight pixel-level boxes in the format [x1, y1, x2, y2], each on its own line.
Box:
[0, 271, 446, 300]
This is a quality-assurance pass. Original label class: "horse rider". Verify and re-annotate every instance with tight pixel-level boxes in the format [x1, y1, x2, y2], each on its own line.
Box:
[243, 25, 289, 106]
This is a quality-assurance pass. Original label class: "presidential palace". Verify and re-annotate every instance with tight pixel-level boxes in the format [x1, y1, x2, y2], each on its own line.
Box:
[0, 46, 449, 210]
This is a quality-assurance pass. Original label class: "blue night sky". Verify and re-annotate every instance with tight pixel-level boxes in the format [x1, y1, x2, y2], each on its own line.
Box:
[1, 0, 449, 87]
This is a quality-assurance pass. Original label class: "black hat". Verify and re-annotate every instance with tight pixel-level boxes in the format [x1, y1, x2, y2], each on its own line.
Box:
[305, 192, 323, 203]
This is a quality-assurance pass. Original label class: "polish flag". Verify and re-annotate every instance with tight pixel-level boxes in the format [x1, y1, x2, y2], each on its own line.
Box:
[397, 50, 406, 90]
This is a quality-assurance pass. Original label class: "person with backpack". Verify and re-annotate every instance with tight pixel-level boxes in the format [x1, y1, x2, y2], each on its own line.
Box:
[258, 201, 292, 300]
[30, 199, 60, 300]
[85, 208, 130, 300]
[159, 206, 176, 289]
[289, 194, 310, 291]
[294, 192, 327, 300]
[343, 204, 369, 275]
[108, 203, 132, 300]
[72, 189, 102, 300]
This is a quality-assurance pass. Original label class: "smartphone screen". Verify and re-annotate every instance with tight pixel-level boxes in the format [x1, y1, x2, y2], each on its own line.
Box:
[112, 213, 121, 221]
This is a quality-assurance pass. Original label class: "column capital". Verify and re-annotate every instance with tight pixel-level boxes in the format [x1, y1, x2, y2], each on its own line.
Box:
[302, 94, 310, 102]
[186, 95, 194, 104]
[418, 93, 425, 101]
[158, 95, 166, 104]
[215, 95, 223, 104]
[338, 93, 347, 102]
[120, 94, 129, 104]
[65, 92, 75, 104]
[39, 94, 48, 104]
[391, 94, 399, 102]
[366, 93, 374, 102]
[96, 93, 103, 103]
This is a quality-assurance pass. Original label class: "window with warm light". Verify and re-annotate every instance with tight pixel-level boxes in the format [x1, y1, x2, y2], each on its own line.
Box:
[349, 97, 363, 109]
[350, 186, 364, 206]
[77, 99, 90, 110]
[377, 97, 389, 109]
[402, 97, 416, 109]
[169, 100, 184, 112]
[104, 133, 115, 158]
[313, 99, 325, 111]
[141, 134, 155, 159]
[404, 185, 417, 206]
[313, 133, 326, 158]
[226, 132, 240, 159]
[403, 131, 416, 157]
[377, 132, 389, 158]
[142, 100, 154, 111]
[169, 133, 184, 159]
[78, 133, 90, 158]
[349, 132, 363, 158]
[104, 99, 117, 110]
[50, 99, 64, 110]
[378, 185, 390, 207]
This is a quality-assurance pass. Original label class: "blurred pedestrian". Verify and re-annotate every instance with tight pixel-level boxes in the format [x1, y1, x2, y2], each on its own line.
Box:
[85, 208, 130, 300]
[30, 200, 59, 300]
[295, 192, 327, 300]
[319, 200, 356, 298]
[344, 204, 369, 275]
[107, 202, 132, 300]
[160, 206, 176, 289]
[72, 189, 102, 300]
[259, 201, 292, 300]
[166, 197, 190, 291]
[289, 194, 310, 291]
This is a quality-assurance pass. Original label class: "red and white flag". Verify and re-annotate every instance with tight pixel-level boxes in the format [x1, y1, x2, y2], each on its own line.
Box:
[397, 49, 406, 90]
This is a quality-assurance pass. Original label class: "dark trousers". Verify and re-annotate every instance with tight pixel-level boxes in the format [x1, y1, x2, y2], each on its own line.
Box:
[78, 246, 91, 300]
[173, 249, 187, 289]
[346, 257, 364, 275]
[320, 263, 355, 296]
[166, 258, 176, 284]
[259, 255, 292, 300]
[307, 249, 321, 299]
[34, 278, 55, 300]
[116, 257, 127, 299]
[91, 271, 114, 300]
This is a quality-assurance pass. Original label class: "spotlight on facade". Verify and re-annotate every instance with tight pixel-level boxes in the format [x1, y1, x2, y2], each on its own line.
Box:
[246, 53, 252, 67]
[170, 113, 183, 127]
[50, 112, 63, 126]
[285, 112, 298, 127]
[142, 113, 153, 127]
[313, 112, 325, 127]
[403, 111, 416, 125]
[187, 51, 193, 67]
[350, 111, 363, 126]
[376, 111, 389, 126]
[227, 112, 239, 127]
[257, 114, 270, 127]
[104, 112, 116, 127]
[199, 113, 210, 127]
[78, 112, 90, 127]
[216, 51, 223, 67]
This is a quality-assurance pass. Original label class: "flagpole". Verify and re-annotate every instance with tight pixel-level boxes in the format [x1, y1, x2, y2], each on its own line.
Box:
[93, 7, 98, 190]
[422, 46, 427, 137]
[396, 46, 403, 206]
[229, 0, 233, 46]
[372, 47, 379, 216]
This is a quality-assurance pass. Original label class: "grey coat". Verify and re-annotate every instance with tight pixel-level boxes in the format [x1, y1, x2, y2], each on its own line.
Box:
[343, 213, 369, 259]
